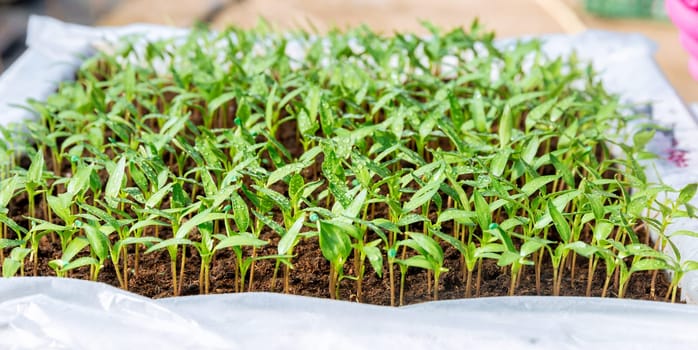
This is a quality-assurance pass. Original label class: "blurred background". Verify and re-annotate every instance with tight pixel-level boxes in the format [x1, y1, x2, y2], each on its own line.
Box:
[0, 0, 694, 102]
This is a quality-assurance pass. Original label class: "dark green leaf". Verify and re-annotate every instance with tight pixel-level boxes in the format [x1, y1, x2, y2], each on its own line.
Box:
[105, 157, 127, 208]
[548, 200, 571, 243]
[318, 220, 353, 267]
[83, 224, 111, 260]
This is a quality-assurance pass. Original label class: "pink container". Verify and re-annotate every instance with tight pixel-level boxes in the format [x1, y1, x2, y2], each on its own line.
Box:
[666, 0, 698, 80]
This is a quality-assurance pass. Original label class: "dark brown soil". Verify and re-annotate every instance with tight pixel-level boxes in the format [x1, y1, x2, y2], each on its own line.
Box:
[23, 229, 677, 305]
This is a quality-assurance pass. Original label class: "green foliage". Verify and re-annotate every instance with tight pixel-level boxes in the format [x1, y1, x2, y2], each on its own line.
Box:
[0, 19, 690, 305]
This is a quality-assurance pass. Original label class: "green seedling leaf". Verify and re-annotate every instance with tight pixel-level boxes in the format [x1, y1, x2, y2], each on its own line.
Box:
[175, 210, 230, 239]
[231, 192, 250, 232]
[0, 215, 26, 236]
[507, 91, 546, 107]
[318, 220, 353, 266]
[678, 183, 697, 205]
[520, 238, 549, 257]
[30, 221, 67, 233]
[521, 135, 540, 165]
[321, 149, 351, 208]
[146, 238, 193, 254]
[489, 224, 516, 253]
[47, 194, 73, 225]
[89, 168, 102, 194]
[3, 247, 30, 277]
[145, 183, 173, 209]
[490, 151, 509, 178]
[278, 215, 305, 255]
[399, 255, 432, 270]
[550, 154, 574, 188]
[27, 152, 44, 186]
[437, 209, 475, 225]
[564, 241, 596, 257]
[499, 104, 512, 147]
[525, 98, 556, 130]
[668, 230, 698, 239]
[682, 260, 698, 272]
[473, 190, 490, 231]
[0, 176, 18, 208]
[521, 175, 559, 197]
[67, 165, 93, 197]
[630, 258, 670, 273]
[172, 182, 191, 209]
[594, 221, 614, 242]
[633, 128, 655, 151]
[397, 213, 427, 227]
[254, 185, 292, 215]
[288, 174, 304, 205]
[364, 243, 383, 277]
[267, 162, 306, 187]
[551, 189, 581, 212]
[0, 239, 22, 249]
[2, 258, 21, 277]
[115, 237, 162, 252]
[254, 210, 286, 235]
[59, 256, 98, 272]
[201, 169, 217, 198]
[585, 193, 605, 220]
[130, 162, 148, 194]
[208, 92, 237, 114]
[403, 166, 445, 213]
[407, 232, 444, 264]
[105, 156, 127, 208]
[448, 90, 464, 128]
[83, 223, 110, 261]
[497, 251, 520, 267]
[61, 237, 90, 264]
[548, 199, 571, 243]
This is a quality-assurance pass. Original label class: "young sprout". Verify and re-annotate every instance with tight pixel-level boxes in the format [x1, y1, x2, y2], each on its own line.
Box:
[0, 19, 692, 306]
[396, 232, 447, 302]
[317, 220, 354, 300]
[48, 237, 95, 278]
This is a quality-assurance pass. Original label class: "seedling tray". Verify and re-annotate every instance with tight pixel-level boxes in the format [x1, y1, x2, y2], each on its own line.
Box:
[1, 16, 698, 349]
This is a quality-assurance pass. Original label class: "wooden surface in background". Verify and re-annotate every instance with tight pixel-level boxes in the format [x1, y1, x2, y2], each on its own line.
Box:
[95, 0, 696, 103]
[97, 0, 226, 27]
[210, 0, 563, 36]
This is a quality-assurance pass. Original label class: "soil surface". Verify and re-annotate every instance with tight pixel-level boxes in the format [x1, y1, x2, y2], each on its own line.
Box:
[24, 229, 677, 305]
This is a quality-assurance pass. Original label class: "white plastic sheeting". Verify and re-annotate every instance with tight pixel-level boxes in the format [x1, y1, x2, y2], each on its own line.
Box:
[2, 278, 698, 350]
[2, 16, 698, 349]
[0, 16, 188, 125]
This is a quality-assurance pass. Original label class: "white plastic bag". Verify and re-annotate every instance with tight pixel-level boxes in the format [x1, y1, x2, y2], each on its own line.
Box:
[2, 278, 698, 350]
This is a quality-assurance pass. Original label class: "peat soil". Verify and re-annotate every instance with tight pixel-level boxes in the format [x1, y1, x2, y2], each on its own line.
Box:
[24, 232, 677, 306]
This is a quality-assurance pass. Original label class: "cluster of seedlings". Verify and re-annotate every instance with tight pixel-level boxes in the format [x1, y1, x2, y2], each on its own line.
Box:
[0, 21, 696, 305]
